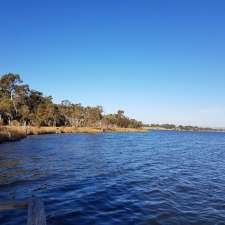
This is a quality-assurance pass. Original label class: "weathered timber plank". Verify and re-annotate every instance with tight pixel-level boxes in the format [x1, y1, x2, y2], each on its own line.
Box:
[27, 197, 46, 225]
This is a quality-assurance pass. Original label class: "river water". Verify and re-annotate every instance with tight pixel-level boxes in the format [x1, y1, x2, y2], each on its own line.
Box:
[0, 131, 225, 225]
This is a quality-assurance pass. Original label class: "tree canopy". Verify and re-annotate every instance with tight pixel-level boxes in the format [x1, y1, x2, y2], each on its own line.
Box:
[0, 73, 143, 128]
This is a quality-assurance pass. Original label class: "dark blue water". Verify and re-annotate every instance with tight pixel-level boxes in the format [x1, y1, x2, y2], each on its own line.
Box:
[1, 131, 225, 225]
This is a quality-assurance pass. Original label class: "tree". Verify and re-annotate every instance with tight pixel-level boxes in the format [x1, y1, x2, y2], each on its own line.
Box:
[0, 73, 143, 128]
[0, 96, 13, 124]
[0, 73, 22, 117]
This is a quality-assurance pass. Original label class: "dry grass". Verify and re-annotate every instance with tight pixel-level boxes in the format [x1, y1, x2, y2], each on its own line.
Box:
[0, 126, 27, 143]
[60, 127, 103, 133]
[104, 127, 149, 132]
[26, 126, 148, 134]
[0, 126, 148, 144]
[25, 126, 104, 134]
[26, 127, 61, 135]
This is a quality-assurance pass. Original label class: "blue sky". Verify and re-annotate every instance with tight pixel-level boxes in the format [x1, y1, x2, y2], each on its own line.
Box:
[0, 0, 225, 127]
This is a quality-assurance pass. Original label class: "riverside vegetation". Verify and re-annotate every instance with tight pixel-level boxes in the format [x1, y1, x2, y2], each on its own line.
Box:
[149, 124, 225, 132]
[0, 73, 145, 143]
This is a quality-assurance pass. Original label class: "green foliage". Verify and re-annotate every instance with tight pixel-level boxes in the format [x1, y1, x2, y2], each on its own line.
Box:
[0, 73, 143, 128]
[102, 110, 142, 128]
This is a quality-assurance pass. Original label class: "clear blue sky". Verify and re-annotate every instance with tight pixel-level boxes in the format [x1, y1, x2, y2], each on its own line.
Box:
[0, 0, 225, 127]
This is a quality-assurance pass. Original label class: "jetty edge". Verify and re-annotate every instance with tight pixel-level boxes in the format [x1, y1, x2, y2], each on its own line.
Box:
[0, 197, 46, 225]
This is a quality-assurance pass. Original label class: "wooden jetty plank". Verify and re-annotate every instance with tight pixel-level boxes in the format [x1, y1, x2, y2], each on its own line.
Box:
[0, 197, 47, 225]
[27, 197, 46, 225]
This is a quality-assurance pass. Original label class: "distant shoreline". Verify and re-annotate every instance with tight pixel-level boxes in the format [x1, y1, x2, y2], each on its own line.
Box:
[0, 126, 149, 144]
[148, 126, 225, 133]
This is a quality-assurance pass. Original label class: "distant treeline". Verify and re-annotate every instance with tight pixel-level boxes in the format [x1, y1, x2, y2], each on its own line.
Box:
[149, 124, 224, 132]
[0, 73, 143, 128]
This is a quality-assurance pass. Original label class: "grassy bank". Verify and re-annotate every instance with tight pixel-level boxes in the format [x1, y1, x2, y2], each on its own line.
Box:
[0, 126, 149, 144]
[0, 126, 27, 143]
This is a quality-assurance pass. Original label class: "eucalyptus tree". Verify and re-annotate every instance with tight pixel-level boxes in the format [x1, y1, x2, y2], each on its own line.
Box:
[0, 73, 22, 123]
[0, 73, 143, 128]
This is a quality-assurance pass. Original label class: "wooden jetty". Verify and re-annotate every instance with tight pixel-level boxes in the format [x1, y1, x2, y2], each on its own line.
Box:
[0, 197, 46, 225]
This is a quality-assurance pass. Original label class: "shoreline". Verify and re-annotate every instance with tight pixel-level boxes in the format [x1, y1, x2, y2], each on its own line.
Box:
[148, 127, 225, 132]
[1, 126, 223, 144]
[0, 126, 149, 144]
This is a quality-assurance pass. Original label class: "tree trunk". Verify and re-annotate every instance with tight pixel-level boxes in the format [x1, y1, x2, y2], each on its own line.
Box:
[11, 90, 18, 116]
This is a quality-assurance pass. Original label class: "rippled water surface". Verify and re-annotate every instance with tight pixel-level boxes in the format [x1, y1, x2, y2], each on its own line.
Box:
[1, 131, 225, 225]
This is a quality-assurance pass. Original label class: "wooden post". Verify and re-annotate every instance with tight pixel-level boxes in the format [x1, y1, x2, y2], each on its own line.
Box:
[27, 198, 46, 225]
[0, 197, 47, 225]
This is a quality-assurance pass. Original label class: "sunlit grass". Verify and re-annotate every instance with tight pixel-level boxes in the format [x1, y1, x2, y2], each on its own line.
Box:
[0, 126, 148, 143]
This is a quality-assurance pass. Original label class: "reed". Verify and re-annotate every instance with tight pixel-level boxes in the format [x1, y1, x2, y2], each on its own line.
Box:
[0, 126, 27, 143]
[105, 127, 148, 132]
[0, 126, 149, 144]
